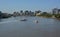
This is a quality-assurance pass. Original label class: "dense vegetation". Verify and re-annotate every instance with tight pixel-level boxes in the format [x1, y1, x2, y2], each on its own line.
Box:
[54, 14, 60, 18]
[0, 11, 12, 18]
[39, 12, 52, 17]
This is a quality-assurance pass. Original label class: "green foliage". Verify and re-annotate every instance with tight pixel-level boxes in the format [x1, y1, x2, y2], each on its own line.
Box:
[54, 14, 60, 18]
[40, 12, 52, 17]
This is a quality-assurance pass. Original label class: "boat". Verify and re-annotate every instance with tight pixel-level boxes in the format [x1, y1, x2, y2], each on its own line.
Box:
[20, 19, 27, 21]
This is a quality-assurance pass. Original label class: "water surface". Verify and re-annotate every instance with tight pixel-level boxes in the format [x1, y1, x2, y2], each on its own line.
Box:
[0, 16, 60, 37]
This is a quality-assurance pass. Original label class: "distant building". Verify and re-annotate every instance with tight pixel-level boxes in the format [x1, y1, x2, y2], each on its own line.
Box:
[13, 12, 20, 16]
[52, 8, 60, 14]
[29, 12, 35, 16]
[58, 9, 60, 14]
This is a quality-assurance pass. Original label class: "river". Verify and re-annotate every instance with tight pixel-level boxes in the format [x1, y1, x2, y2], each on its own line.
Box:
[0, 16, 60, 37]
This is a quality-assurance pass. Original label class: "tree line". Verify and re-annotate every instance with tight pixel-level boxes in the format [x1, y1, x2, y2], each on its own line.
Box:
[0, 9, 60, 19]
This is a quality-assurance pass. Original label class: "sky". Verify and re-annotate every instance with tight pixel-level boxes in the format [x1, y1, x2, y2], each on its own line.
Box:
[0, 0, 60, 13]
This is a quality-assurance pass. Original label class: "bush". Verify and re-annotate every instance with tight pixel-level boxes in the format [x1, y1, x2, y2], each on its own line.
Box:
[55, 14, 60, 18]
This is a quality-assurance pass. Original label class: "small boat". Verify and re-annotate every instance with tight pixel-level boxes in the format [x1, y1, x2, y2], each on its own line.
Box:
[20, 19, 27, 21]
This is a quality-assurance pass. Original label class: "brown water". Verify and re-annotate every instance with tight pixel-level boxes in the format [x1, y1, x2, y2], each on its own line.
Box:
[0, 16, 60, 37]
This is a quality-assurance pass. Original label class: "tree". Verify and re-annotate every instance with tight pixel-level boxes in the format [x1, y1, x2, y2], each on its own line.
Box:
[35, 10, 41, 13]
[35, 10, 41, 16]
[24, 10, 29, 15]
[20, 10, 23, 15]
[20, 10, 23, 13]
[41, 12, 52, 17]
[42, 12, 48, 15]
[0, 11, 2, 18]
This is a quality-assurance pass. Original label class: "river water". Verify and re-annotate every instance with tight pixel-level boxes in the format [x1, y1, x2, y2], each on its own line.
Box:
[0, 16, 60, 37]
